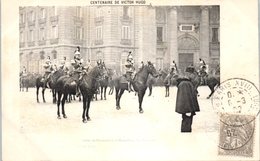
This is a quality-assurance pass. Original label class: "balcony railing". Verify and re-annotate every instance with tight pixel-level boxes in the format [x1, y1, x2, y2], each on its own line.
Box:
[50, 38, 59, 44]
[120, 16, 132, 23]
[120, 39, 131, 45]
[74, 39, 84, 45]
[38, 40, 46, 46]
[28, 41, 35, 47]
[28, 20, 35, 26]
[94, 39, 103, 45]
[157, 41, 167, 49]
[210, 42, 220, 50]
[19, 42, 25, 48]
[19, 23, 25, 28]
[38, 18, 46, 24]
[50, 16, 59, 22]
[95, 17, 104, 24]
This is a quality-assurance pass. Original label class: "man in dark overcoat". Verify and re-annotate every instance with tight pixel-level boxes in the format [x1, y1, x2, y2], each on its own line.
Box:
[175, 66, 200, 132]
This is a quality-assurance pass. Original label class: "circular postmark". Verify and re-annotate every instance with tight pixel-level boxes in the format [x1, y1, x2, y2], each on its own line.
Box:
[211, 78, 260, 125]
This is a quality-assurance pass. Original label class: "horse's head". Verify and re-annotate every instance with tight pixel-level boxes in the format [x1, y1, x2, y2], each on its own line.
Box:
[91, 63, 107, 80]
[146, 61, 159, 78]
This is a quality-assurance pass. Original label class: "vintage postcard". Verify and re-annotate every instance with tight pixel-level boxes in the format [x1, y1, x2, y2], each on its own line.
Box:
[2, 0, 259, 160]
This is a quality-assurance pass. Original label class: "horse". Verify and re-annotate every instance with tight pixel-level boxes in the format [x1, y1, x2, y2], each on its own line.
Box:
[94, 68, 109, 100]
[146, 75, 158, 96]
[55, 71, 80, 119]
[193, 71, 220, 99]
[114, 62, 158, 113]
[19, 73, 30, 92]
[79, 65, 106, 123]
[36, 69, 65, 103]
[158, 69, 179, 97]
[108, 70, 118, 95]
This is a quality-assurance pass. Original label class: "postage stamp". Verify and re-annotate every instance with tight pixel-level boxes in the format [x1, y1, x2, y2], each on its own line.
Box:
[211, 78, 260, 126]
[218, 114, 255, 157]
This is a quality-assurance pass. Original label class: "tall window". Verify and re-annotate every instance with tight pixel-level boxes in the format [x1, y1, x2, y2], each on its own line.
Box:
[96, 52, 103, 60]
[96, 26, 103, 40]
[51, 6, 57, 16]
[40, 8, 46, 19]
[20, 31, 24, 42]
[95, 7, 103, 18]
[20, 13, 25, 23]
[29, 29, 34, 42]
[51, 25, 58, 39]
[122, 26, 130, 39]
[157, 27, 163, 42]
[123, 6, 129, 18]
[156, 58, 163, 70]
[76, 7, 82, 17]
[212, 28, 219, 42]
[29, 10, 35, 21]
[39, 28, 46, 40]
[76, 26, 84, 40]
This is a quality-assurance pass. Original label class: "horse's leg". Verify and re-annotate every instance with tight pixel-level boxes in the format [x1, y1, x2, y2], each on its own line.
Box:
[167, 86, 170, 97]
[101, 87, 103, 100]
[52, 89, 56, 104]
[86, 95, 92, 121]
[117, 89, 125, 110]
[207, 84, 214, 99]
[26, 84, 28, 92]
[82, 95, 87, 123]
[42, 88, 46, 103]
[148, 85, 152, 96]
[36, 87, 40, 103]
[111, 86, 114, 95]
[79, 94, 82, 102]
[57, 92, 62, 119]
[115, 88, 119, 108]
[104, 86, 107, 100]
[109, 86, 112, 95]
[165, 86, 167, 97]
[138, 89, 146, 113]
[61, 93, 68, 118]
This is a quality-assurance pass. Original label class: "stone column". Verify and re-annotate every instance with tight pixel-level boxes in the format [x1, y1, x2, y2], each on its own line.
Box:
[200, 6, 210, 63]
[167, 7, 178, 67]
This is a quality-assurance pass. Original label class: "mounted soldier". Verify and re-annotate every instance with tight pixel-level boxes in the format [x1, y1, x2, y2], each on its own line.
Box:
[170, 60, 178, 74]
[164, 61, 178, 87]
[20, 66, 27, 77]
[59, 56, 69, 74]
[72, 46, 84, 72]
[42, 56, 53, 89]
[71, 46, 84, 97]
[125, 51, 135, 92]
[198, 58, 208, 85]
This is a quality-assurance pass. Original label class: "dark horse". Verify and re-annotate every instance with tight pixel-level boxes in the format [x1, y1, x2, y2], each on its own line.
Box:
[94, 68, 109, 100]
[79, 65, 105, 123]
[158, 69, 178, 97]
[114, 62, 158, 113]
[193, 71, 220, 99]
[55, 71, 80, 119]
[20, 73, 30, 92]
[36, 69, 65, 103]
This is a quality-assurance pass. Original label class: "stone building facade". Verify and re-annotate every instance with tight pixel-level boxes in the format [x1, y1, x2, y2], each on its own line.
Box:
[19, 6, 219, 74]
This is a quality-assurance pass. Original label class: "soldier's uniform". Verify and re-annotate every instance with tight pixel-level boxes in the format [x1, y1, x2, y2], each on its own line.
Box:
[125, 52, 135, 92]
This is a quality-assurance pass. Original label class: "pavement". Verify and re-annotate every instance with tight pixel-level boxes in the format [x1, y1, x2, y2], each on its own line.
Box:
[3, 86, 247, 160]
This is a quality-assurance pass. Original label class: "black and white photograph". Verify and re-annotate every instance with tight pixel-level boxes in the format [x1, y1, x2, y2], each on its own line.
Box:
[2, 0, 260, 160]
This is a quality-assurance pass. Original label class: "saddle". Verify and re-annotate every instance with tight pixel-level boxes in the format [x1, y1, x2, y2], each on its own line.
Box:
[119, 75, 128, 84]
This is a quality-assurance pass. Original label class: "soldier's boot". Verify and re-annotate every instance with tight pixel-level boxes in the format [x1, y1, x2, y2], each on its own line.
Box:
[76, 86, 81, 97]
[128, 82, 134, 93]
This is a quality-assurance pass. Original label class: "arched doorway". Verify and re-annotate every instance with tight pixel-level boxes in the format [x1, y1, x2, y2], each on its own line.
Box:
[178, 34, 199, 73]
